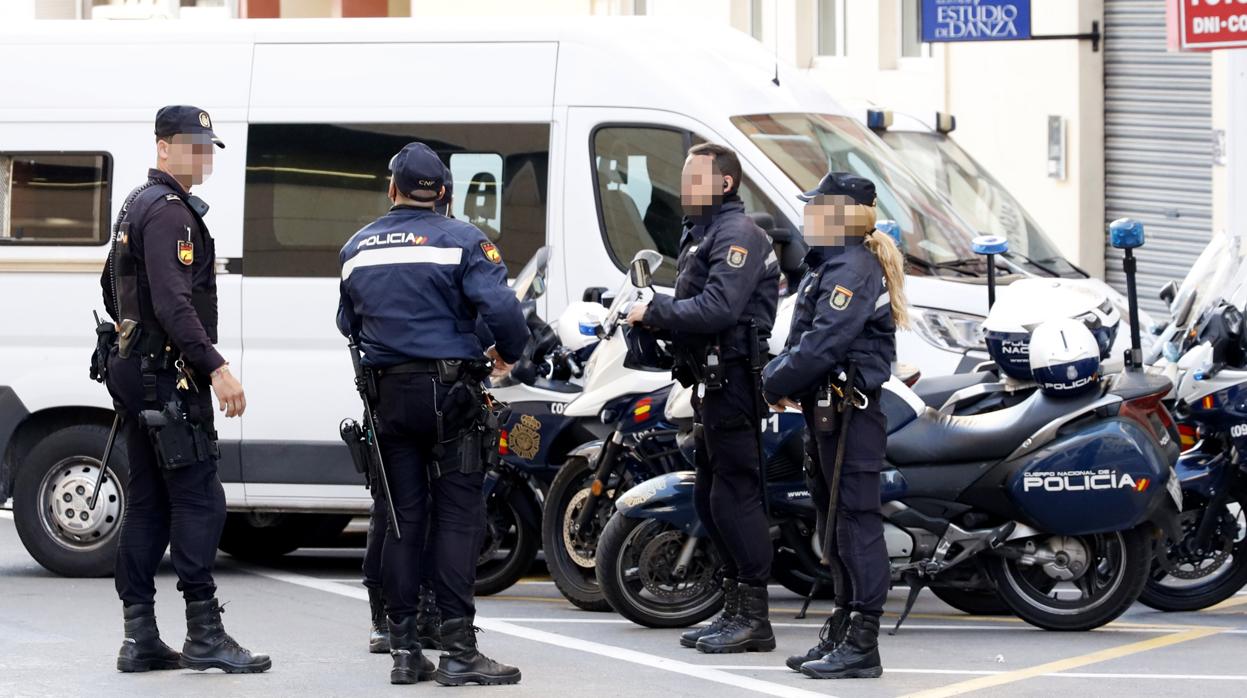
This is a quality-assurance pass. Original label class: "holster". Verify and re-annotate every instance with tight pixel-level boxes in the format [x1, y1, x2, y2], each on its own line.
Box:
[89, 321, 117, 383]
[339, 418, 370, 476]
[138, 392, 218, 470]
[429, 374, 508, 480]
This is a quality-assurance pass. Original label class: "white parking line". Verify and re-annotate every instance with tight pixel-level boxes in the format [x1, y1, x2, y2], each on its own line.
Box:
[712, 666, 1247, 681]
[250, 567, 834, 698]
[461, 617, 1178, 634]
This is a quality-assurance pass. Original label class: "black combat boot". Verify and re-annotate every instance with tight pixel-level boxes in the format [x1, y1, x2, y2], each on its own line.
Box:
[416, 585, 442, 650]
[368, 587, 389, 654]
[435, 617, 521, 686]
[180, 599, 272, 674]
[116, 604, 182, 673]
[785, 607, 849, 671]
[800, 611, 883, 679]
[695, 582, 776, 654]
[388, 615, 436, 685]
[681, 578, 738, 648]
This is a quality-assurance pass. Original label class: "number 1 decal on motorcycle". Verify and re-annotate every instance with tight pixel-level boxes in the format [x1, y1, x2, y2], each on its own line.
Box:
[761, 414, 780, 433]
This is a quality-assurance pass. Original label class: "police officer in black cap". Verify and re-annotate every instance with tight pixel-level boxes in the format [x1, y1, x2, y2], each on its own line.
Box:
[361, 162, 456, 656]
[626, 142, 779, 654]
[763, 172, 908, 680]
[338, 142, 526, 686]
[100, 105, 269, 674]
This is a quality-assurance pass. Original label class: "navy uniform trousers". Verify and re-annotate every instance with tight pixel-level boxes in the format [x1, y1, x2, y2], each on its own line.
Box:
[692, 362, 773, 585]
[801, 396, 889, 615]
[375, 368, 484, 622]
[105, 349, 225, 607]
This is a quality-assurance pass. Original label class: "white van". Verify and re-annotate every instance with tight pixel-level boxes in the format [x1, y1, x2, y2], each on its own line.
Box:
[0, 17, 1099, 575]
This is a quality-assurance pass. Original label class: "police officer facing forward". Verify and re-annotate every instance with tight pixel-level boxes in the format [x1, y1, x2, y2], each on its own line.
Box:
[763, 173, 907, 680]
[626, 142, 779, 654]
[338, 142, 527, 686]
[100, 106, 269, 674]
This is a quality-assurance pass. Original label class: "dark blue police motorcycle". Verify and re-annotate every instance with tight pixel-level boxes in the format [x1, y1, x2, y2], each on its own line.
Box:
[597, 223, 1183, 632]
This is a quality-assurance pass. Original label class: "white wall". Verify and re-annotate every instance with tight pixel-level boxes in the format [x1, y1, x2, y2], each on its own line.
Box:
[1212, 49, 1247, 244]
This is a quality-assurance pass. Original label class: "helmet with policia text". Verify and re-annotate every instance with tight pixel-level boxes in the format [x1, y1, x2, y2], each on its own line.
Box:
[1028, 318, 1102, 398]
[623, 323, 674, 372]
[983, 278, 1121, 381]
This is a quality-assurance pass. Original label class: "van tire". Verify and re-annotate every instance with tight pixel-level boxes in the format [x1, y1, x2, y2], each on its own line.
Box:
[13, 424, 129, 578]
[218, 513, 353, 562]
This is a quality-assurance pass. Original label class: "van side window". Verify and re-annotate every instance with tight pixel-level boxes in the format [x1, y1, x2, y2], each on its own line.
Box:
[244, 123, 549, 277]
[0, 153, 112, 245]
[591, 126, 686, 287]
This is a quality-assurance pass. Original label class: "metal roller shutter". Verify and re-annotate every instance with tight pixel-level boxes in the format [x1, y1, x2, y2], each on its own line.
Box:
[1103, 0, 1212, 318]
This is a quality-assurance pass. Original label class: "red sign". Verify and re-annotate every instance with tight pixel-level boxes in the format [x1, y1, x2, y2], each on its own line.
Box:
[1171, 0, 1247, 51]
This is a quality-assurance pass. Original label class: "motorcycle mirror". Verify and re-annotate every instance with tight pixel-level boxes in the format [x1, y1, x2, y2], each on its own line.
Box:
[582, 286, 609, 306]
[630, 259, 654, 289]
[1159, 280, 1177, 307]
[531, 274, 547, 299]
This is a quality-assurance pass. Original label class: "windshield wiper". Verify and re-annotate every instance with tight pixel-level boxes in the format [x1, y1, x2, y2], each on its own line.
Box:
[907, 254, 977, 277]
[1002, 250, 1060, 278]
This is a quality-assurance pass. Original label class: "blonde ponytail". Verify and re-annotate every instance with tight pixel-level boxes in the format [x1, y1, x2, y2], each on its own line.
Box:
[863, 219, 910, 330]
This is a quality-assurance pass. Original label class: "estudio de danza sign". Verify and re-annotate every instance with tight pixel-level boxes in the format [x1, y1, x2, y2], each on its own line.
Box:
[921, 0, 1032, 43]
[1172, 0, 1247, 51]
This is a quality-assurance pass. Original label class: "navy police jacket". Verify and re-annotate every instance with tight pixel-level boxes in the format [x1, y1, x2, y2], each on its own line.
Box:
[643, 196, 779, 361]
[762, 238, 895, 403]
[336, 206, 527, 368]
[100, 169, 223, 375]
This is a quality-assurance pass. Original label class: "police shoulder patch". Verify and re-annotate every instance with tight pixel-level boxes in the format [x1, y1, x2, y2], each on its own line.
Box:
[480, 241, 502, 264]
[177, 240, 194, 266]
[726, 245, 749, 269]
[829, 284, 854, 311]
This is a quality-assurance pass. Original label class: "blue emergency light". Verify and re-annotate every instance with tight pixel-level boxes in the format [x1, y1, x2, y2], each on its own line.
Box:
[1109, 218, 1144, 250]
[874, 219, 902, 246]
[866, 109, 893, 131]
[972, 235, 1009, 256]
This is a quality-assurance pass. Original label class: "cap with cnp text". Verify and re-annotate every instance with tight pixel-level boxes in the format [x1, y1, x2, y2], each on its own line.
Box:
[797, 171, 875, 205]
[389, 142, 445, 202]
[155, 105, 225, 149]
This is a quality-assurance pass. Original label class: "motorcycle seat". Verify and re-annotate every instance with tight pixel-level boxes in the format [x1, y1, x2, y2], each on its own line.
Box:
[910, 371, 996, 409]
[886, 388, 1105, 465]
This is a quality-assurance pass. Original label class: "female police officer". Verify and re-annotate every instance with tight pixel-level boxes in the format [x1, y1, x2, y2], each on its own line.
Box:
[762, 172, 908, 680]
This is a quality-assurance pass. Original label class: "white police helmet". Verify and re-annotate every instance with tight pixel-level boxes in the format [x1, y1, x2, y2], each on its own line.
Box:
[1028, 318, 1102, 398]
[556, 301, 609, 351]
[983, 278, 1121, 381]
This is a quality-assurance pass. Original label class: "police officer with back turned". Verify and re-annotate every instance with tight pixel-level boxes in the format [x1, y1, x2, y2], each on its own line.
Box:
[763, 173, 907, 680]
[626, 142, 779, 654]
[99, 106, 269, 674]
[337, 142, 527, 686]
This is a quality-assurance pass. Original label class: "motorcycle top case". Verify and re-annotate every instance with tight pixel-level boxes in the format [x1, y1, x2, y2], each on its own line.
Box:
[1004, 417, 1170, 536]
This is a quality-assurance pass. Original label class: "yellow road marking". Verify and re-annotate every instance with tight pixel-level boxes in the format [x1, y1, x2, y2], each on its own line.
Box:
[1205, 594, 1247, 612]
[771, 607, 1196, 631]
[486, 594, 569, 605]
[899, 626, 1223, 698]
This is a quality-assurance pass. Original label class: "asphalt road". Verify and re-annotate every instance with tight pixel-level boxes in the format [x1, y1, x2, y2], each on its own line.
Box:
[2, 510, 1245, 698]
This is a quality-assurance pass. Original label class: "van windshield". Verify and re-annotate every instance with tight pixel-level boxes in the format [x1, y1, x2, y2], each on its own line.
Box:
[879, 130, 1078, 277]
[731, 113, 1066, 277]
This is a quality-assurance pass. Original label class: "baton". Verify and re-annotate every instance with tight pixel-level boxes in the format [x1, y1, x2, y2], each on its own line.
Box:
[350, 340, 402, 541]
[88, 412, 122, 511]
[820, 363, 859, 606]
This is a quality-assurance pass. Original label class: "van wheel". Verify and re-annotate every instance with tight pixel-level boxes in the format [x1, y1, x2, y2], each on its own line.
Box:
[13, 424, 128, 578]
[218, 513, 353, 562]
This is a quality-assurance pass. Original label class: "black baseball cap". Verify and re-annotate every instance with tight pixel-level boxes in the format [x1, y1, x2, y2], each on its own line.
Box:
[155, 105, 224, 148]
[797, 171, 876, 205]
[389, 142, 445, 201]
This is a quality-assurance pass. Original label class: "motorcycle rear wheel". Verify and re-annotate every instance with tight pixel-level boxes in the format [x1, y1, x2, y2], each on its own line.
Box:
[1139, 487, 1247, 612]
[930, 586, 1011, 616]
[596, 514, 723, 628]
[990, 526, 1148, 631]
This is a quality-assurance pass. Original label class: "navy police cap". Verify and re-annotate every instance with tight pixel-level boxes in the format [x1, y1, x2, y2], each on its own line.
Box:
[798, 171, 876, 206]
[389, 142, 445, 201]
[155, 105, 224, 148]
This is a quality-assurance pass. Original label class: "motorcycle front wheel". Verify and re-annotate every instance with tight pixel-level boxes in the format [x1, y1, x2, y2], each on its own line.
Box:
[1140, 486, 1247, 612]
[596, 514, 723, 628]
[990, 526, 1149, 631]
[543, 456, 614, 611]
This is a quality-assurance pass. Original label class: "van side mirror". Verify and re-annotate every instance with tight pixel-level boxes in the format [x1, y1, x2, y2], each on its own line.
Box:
[1159, 280, 1177, 308]
[582, 286, 609, 306]
[630, 259, 653, 289]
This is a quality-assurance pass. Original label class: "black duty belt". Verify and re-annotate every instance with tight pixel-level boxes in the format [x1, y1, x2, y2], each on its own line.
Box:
[376, 360, 441, 376]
